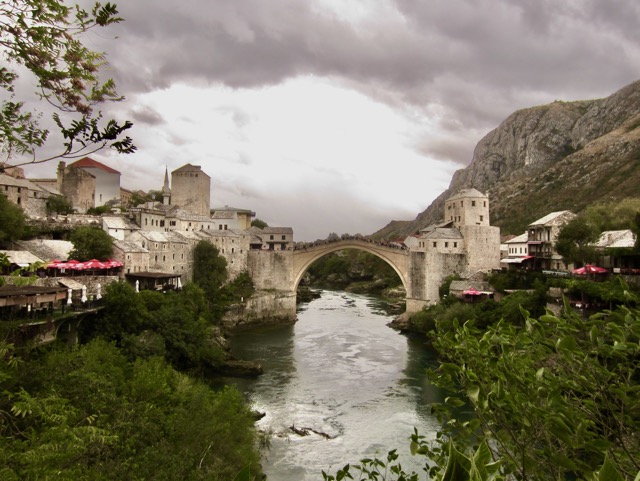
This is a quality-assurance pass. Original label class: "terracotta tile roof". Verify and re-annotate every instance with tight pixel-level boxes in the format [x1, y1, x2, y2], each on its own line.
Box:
[69, 157, 120, 174]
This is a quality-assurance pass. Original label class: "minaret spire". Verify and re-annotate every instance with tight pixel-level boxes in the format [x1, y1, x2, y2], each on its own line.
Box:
[162, 165, 171, 205]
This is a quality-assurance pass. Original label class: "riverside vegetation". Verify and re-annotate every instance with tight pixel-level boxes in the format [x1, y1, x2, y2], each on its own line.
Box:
[323, 271, 640, 480]
[0, 241, 263, 480]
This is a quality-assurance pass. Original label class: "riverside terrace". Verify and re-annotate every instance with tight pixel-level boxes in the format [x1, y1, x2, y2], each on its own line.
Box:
[0, 284, 97, 346]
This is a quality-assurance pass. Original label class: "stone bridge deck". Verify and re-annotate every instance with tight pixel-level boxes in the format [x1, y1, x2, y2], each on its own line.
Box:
[292, 239, 410, 289]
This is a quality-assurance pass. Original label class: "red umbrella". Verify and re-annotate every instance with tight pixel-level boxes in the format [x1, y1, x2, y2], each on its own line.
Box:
[572, 264, 608, 275]
[47, 259, 64, 268]
[105, 259, 124, 268]
[463, 289, 482, 296]
[82, 259, 108, 269]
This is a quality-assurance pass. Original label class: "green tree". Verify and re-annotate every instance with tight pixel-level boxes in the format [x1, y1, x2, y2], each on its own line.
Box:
[2, 339, 261, 480]
[192, 240, 228, 305]
[1, 0, 134, 166]
[68, 225, 113, 260]
[45, 194, 73, 215]
[555, 216, 599, 265]
[251, 218, 268, 229]
[0, 191, 24, 246]
[582, 198, 640, 232]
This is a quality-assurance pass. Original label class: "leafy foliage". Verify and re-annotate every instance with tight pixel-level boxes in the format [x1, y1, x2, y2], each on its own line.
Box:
[84, 282, 227, 373]
[44, 194, 73, 215]
[0, 0, 134, 165]
[251, 218, 268, 229]
[68, 225, 113, 260]
[0, 192, 25, 246]
[0, 339, 261, 480]
[192, 240, 228, 308]
[555, 216, 599, 265]
[427, 301, 640, 480]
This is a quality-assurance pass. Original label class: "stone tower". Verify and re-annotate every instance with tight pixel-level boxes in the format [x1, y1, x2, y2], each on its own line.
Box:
[445, 189, 500, 274]
[170, 164, 210, 216]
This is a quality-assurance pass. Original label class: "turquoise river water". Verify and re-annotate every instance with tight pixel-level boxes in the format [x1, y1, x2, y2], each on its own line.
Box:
[225, 290, 445, 480]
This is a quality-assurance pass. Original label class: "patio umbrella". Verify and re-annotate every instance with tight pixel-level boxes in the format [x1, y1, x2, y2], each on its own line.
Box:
[463, 289, 482, 296]
[572, 264, 608, 275]
[84, 259, 108, 270]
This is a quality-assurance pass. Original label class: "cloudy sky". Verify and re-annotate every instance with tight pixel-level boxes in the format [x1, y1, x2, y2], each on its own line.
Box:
[19, 0, 640, 240]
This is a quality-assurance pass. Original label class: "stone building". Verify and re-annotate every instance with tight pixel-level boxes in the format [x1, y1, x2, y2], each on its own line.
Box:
[112, 240, 149, 278]
[407, 188, 501, 309]
[211, 206, 255, 231]
[127, 230, 189, 278]
[102, 216, 140, 240]
[0, 171, 49, 218]
[247, 227, 294, 250]
[54, 157, 121, 212]
[67, 157, 121, 207]
[526, 210, 575, 271]
[169, 164, 210, 216]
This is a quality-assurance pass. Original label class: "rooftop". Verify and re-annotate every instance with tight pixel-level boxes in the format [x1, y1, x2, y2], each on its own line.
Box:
[69, 157, 120, 174]
[528, 211, 575, 227]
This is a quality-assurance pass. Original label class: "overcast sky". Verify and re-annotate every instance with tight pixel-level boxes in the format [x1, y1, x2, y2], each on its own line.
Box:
[19, 0, 640, 240]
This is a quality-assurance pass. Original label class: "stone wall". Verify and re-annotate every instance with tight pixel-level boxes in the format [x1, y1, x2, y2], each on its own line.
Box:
[221, 290, 297, 329]
[461, 225, 501, 274]
[247, 250, 294, 291]
[59, 167, 95, 213]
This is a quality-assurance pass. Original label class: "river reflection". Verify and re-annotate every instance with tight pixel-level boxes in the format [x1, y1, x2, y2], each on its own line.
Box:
[226, 290, 444, 480]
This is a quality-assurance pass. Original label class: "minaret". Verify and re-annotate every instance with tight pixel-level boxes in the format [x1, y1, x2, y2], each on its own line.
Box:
[162, 166, 171, 205]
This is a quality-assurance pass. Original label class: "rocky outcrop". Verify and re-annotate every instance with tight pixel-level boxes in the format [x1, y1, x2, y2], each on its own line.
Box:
[377, 80, 640, 239]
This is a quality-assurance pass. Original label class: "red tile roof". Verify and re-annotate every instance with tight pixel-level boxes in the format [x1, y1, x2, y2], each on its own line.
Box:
[69, 157, 120, 174]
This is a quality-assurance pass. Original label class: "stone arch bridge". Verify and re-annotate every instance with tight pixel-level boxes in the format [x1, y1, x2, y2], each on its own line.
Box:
[247, 238, 441, 321]
[292, 239, 410, 291]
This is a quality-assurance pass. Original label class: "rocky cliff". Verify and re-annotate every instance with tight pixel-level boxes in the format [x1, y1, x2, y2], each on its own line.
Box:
[376, 80, 640, 239]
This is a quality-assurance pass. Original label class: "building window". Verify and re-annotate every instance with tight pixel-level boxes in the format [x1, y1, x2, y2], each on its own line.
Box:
[460, 201, 463, 207]
[480, 215, 484, 222]
[270, 235, 274, 240]
[471, 201, 476, 206]
[219, 225, 223, 230]
[454, 242, 457, 248]
[433, 242, 437, 248]
[484, 201, 486, 207]
[282, 235, 286, 240]
[445, 242, 449, 247]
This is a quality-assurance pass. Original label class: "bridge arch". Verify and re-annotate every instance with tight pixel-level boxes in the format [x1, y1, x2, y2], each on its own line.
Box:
[291, 239, 410, 293]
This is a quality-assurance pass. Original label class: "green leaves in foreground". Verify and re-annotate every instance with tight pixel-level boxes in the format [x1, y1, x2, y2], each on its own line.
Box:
[322, 299, 640, 481]
[428, 301, 640, 480]
[322, 436, 503, 481]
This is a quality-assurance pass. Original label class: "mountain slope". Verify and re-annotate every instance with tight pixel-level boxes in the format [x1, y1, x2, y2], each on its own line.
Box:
[375, 80, 640, 239]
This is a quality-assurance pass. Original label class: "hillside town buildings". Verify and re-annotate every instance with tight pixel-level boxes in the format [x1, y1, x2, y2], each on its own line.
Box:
[3, 155, 637, 317]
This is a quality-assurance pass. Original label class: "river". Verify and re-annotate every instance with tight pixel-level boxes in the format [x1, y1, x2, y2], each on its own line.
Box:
[226, 290, 444, 480]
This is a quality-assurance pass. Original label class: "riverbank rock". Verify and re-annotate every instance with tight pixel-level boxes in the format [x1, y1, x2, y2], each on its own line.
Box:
[387, 313, 411, 331]
[217, 359, 264, 378]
